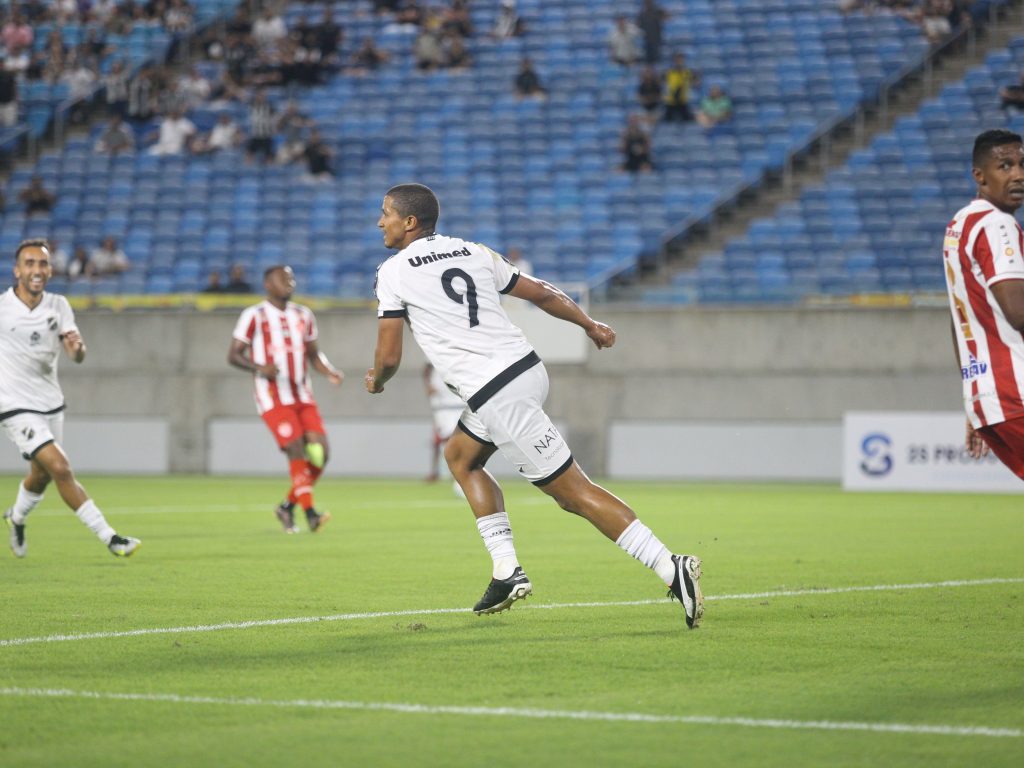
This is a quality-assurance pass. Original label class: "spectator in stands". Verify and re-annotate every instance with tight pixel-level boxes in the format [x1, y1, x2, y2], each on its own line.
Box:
[663, 52, 697, 123]
[443, 0, 474, 39]
[104, 59, 130, 118]
[514, 58, 546, 100]
[637, 66, 661, 122]
[201, 269, 224, 293]
[396, 0, 425, 28]
[696, 84, 733, 129]
[127, 65, 157, 123]
[446, 35, 472, 71]
[224, 264, 253, 293]
[506, 246, 533, 277]
[276, 100, 312, 164]
[90, 237, 130, 275]
[252, 6, 287, 52]
[621, 114, 653, 173]
[148, 106, 197, 155]
[18, 176, 55, 216]
[921, 0, 954, 44]
[0, 61, 17, 128]
[202, 112, 243, 152]
[314, 6, 343, 67]
[61, 61, 98, 124]
[2, 10, 33, 53]
[609, 15, 642, 67]
[1000, 73, 1024, 112]
[492, 0, 524, 40]
[47, 239, 69, 276]
[92, 0, 120, 26]
[304, 128, 335, 183]
[636, 0, 667, 65]
[177, 66, 211, 110]
[246, 89, 275, 163]
[67, 246, 95, 281]
[163, 0, 194, 35]
[94, 114, 135, 154]
[414, 27, 446, 71]
[349, 37, 390, 74]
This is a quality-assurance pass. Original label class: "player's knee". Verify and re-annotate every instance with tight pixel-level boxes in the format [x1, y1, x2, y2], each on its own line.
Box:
[283, 440, 305, 460]
[47, 460, 75, 486]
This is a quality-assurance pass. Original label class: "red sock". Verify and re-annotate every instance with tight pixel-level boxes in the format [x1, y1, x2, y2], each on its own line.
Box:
[306, 461, 323, 486]
[289, 459, 314, 511]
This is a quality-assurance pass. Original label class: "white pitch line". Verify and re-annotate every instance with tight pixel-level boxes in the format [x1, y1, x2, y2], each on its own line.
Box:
[30, 497, 550, 517]
[1, 577, 1021, 649]
[0, 687, 1018, 739]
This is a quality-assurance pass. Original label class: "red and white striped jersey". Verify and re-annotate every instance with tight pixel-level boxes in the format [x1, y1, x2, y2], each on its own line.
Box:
[232, 300, 318, 414]
[943, 198, 1024, 428]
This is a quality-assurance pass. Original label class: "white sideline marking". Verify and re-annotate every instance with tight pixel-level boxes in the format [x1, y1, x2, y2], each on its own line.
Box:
[0, 686, 1018, 739]
[31, 497, 550, 517]
[1, 578, 1020, 649]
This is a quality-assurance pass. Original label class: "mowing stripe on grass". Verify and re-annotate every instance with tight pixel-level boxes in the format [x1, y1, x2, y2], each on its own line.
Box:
[0, 686, 1018, 739]
[1, 577, 1020, 649]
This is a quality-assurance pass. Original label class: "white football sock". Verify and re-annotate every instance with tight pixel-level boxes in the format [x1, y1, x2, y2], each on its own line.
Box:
[74, 499, 116, 544]
[11, 482, 43, 525]
[616, 519, 676, 585]
[476, 511, 519, 580]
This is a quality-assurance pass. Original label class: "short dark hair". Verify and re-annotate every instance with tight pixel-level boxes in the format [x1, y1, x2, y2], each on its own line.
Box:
[973, 129, 1023, 167]
[15, 238, 50, 262]
[263, 264, 287, 280]
[386, 183, 439, 231]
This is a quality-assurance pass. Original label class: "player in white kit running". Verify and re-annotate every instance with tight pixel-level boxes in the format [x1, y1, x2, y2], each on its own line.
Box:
[1, 239, 140, 558]
[365, 184, 702, 628]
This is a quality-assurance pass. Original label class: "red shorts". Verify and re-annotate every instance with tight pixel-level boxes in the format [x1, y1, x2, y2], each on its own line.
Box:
[261, 402, 326, 449]
[979, 418, 1024, 480]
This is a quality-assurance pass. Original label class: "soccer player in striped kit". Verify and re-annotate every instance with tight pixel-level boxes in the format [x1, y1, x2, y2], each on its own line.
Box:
[229, 265, 344, 532]
[944, 129, 1024, 478]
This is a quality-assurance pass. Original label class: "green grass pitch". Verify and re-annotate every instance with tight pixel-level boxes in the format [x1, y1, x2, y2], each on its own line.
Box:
[0, 475, 1021, 767]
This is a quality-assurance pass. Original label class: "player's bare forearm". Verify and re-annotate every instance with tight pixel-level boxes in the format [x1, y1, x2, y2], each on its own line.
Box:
[510, 275, 616, 349]
[228, 341, 277, 378]
[366, 318, 404, 393]
[312, 353, 344, 386]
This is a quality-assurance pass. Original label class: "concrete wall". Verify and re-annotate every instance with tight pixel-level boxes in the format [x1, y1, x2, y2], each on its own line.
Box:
[53, 305, 958, 474]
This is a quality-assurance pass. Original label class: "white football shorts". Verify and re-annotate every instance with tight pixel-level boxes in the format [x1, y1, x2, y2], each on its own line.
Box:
[457, 363, 573, 485]
[2, 410, 64, 460]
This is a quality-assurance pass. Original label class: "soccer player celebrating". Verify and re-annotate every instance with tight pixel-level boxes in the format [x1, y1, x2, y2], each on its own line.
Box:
[229, 265, 344, 532]
[1, 239, 141, 558]
[366, 184, 703, 628]
[944, 129, 1024, 478]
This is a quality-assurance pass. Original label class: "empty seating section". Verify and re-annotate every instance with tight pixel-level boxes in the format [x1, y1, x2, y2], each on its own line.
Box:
[647, 29, 1022, 305]
[0, 1, 972, 297]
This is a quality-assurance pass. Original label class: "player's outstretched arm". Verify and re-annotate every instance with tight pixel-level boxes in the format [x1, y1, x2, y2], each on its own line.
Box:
[228, 339, 278, 378]
[508, 273, 616, 349]
[61, 329, 86, 363]
[305, 339, 344, 386]
[366, 317, 404, 394]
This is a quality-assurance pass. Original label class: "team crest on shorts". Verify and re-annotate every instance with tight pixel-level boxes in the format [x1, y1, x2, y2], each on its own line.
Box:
[277, 422, 294, 439]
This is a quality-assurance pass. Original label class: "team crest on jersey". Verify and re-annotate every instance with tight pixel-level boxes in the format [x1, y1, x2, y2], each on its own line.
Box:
[47, 316, 58, 331]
